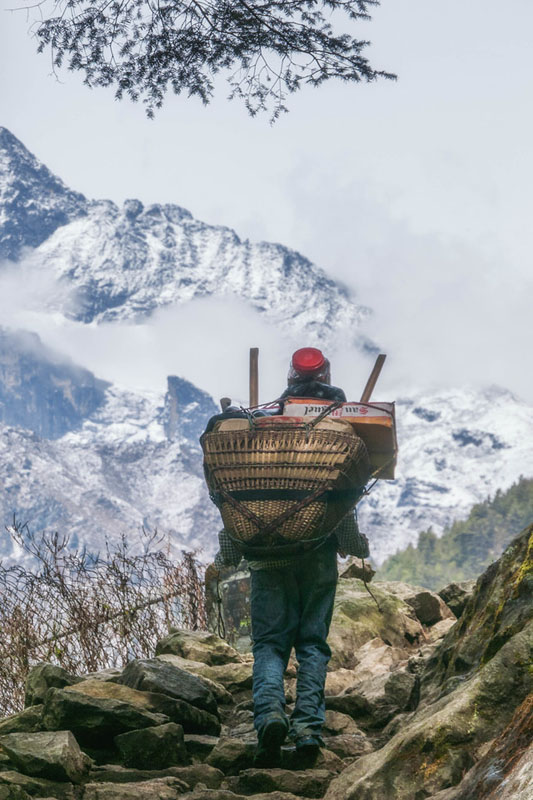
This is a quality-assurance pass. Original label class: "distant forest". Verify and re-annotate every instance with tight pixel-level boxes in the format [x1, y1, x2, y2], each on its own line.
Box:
[377, 477, 533, 590]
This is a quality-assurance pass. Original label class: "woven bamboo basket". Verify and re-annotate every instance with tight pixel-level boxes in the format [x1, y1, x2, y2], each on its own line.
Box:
[202, 416, 370, 545]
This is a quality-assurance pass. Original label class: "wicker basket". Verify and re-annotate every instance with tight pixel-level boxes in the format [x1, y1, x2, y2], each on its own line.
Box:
[202, 416, 370, 545]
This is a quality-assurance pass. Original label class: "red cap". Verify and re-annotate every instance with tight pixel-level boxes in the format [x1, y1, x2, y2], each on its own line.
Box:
[291, 347, 326, 375]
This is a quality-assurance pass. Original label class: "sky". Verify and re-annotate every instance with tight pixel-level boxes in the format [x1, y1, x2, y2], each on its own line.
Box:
[0, 0, 532, 404]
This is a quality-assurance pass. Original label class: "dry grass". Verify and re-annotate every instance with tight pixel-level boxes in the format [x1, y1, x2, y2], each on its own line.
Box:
[0, 520, 206, 715]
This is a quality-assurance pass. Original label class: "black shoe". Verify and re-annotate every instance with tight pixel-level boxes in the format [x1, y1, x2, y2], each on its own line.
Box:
[295, 735, 321, 768]
[254, 718, 288, 768]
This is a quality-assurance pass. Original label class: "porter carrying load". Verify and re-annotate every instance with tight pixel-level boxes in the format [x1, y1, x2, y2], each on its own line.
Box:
[201, 348, 397, 558]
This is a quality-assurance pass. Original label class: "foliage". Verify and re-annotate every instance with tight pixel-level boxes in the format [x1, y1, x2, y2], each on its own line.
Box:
[0, 520, 206, 715]
[27, 0, 395, 119]
[378, 477, 533, 591]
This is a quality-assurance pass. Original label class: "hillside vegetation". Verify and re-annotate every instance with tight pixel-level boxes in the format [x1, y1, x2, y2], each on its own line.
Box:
[378, 477, 533, 590]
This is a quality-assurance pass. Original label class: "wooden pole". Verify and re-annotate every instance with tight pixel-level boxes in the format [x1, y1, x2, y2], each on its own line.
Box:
[249, 348, 259, 408]
[360, 354, 387, 403]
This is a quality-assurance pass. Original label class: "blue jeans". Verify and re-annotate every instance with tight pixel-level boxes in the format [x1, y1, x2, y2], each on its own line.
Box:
[250, 538, 338, 740]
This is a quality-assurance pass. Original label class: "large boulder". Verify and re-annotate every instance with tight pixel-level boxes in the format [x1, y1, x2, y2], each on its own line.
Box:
[426, 693, 533, 800]
[438, 581, 476, 619]
[116, 659, 218, 715]
[327, 579, 426, 670]
[154, 656, 232, 704]
[0, 731, 91, 783]
[42, 687, 170, 744]
[155, 655, 253, 694]
[324, 525, 533, 800]
[156, 630, 244, 666]
[24, 664, 82, 708]
[0, 707, 43, 736]
[115, 723, 189, 769]
[0, 768, 78, 798]
[62, 679, 220, 735]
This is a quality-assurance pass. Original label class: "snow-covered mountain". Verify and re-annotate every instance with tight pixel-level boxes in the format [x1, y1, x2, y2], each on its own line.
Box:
[1, 126, 532, 565]
[358, 386, 533, 561]
[0, 127, 373, 352]
[0, 327, 220, 560]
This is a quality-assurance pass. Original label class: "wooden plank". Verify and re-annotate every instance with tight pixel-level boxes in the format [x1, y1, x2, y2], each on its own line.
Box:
[360, 354, 387, 403]
[249, 347, 259, 408]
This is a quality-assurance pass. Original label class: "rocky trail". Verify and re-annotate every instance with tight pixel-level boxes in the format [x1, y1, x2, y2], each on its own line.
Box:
[0, 525, 531, 800]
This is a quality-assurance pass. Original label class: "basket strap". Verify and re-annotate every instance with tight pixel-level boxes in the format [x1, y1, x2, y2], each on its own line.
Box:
[219, 485, 329, 538]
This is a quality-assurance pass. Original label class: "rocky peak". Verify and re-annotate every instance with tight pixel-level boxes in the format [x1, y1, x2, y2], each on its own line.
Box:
[163, 376, 218, 444]
[0, 127, 87, 261]
[0, 327, 108, 439]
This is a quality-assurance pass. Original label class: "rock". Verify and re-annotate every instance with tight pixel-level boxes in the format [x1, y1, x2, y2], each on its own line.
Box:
[438, 581, 476, 619]
[0, 770, 76, 799]
[324, 617, 533, 799]
[117, 658, 218, 715]
[423, 617, 457, 644]
[327, 579, 426, 671]
[83, 670, 123, 683]
[426, 693, 533, 800]
[405, 590, 455, 626]
[63, 680, 220, 735]
[115, 723, 189, 769]
[0, 785, 32, 799]
[24, 665, 82, 708]
[156, 630, 244, 666]
[322, 733, 373, 761]
[0, 707, 43, 735]
[88, 763, 224, 788]
[206, 738, 256, 775]
[156, 656, 233, 704]
[223, 768, 334, 798]
[326, 638, 408, 692]
[323, 711, 360, 737]
[184, 734, 219, 761]
[339, 558, 376, 582]
[42, 688, 169, 744]
[0, 731, 91, 783]
[325, 693, 371, 722]
[82, 778, 187, 799]
[155, 655, 253, 693]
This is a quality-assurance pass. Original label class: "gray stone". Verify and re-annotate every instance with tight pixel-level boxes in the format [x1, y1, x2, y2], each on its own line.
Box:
[155, 656, 233, 704]
[0, 785, 32, 799]
[0, 770, 77, 799]
[405, 590, 454, 626]
[115, 723, 189, 769]
[206, 738, 256, 775]
[82, 778, 187, 799]
[0, 707, 43, 735]
[184, 734, 219, 760]
[223, 768, 334, 798]
[322, 733, 374, 761]
[438, 581, 476, 619]
[63, 680, 221, 736]
[156, 630, 244, 666]
[42, 688, 169, 744]
[0, 731, 91, 783]
[88, 763, 224, 789]
[117, 658, 218, 715]
[24, 665, 82, 709]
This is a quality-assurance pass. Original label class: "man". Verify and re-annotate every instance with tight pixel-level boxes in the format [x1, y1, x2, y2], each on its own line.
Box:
[213, 347, 369, 767]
